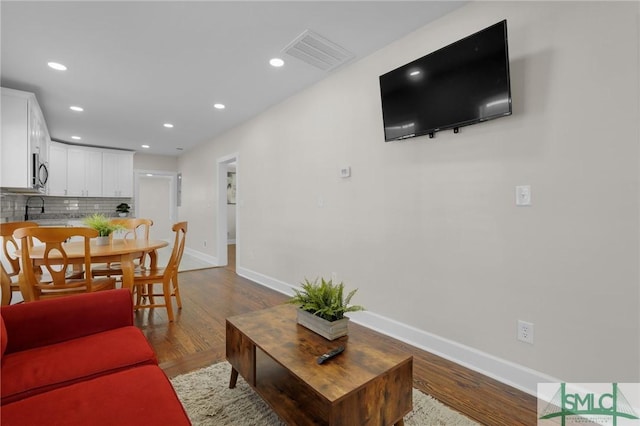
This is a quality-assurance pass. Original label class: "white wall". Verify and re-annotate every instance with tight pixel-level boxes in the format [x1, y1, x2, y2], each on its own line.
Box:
[134, 153, 178, 171]
[178, 1, 640, 390]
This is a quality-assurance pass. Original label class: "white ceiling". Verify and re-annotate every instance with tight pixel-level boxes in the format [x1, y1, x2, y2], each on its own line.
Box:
[1, 1, 464, 156]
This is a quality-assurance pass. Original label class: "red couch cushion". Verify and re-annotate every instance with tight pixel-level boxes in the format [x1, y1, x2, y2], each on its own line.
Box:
[1, 326, 157, 404]
[1, 365, 191, 426]
[1, 289, 134, 354]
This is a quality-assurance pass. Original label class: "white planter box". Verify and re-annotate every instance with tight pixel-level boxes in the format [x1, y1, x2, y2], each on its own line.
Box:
[296, 309, 349, 341]
[93, 235, 111, 246]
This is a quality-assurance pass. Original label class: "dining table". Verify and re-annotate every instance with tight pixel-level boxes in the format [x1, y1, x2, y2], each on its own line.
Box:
[22, 238, 169, 291]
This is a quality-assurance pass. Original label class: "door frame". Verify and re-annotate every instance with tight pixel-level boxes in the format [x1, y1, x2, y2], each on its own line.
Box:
[216, 153, 239, 268]
[133, 169, 178, 239]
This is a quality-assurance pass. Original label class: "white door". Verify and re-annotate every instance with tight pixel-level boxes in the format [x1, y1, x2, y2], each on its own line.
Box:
[137, 175, 173, 241]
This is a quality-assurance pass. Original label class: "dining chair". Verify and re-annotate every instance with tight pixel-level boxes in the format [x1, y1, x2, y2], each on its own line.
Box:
[13, 226, 116, 301]
[133, 222, 187, 322]
[92, 218, 153, 278]
[1, 221, 38, 305]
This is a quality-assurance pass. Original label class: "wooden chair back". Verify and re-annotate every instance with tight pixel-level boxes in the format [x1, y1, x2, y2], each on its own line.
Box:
[1, 222, 38, 305]
[111, 218, 153, 240]
[1, 221, 38, 277]
[165, 222, 187, 280]
[113, 218, 153, 267]
[13, 226, 115, 301]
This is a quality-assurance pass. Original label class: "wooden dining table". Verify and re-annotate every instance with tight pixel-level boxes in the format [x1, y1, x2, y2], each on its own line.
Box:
[23, 238, 169, 291]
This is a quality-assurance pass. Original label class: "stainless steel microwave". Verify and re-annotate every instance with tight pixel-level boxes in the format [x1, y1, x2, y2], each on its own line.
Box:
[32, 152, 48, 192]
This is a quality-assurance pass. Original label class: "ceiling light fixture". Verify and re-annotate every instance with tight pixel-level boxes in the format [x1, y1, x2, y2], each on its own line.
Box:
[71, 136, 82, 140]
[141, 144, 150, 149]
[214, 103, 225, 110]
[47, 62, 67, 71]
[163, 123, 174, 128]
[70, 106, 84, 112]
[269, 58, 284, 67]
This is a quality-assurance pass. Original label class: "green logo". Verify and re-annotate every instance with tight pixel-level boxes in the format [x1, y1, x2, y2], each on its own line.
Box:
[539, 383, 639, 425]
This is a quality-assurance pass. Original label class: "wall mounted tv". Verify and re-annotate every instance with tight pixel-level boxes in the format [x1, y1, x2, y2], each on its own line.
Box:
[379, 20, 512, 141]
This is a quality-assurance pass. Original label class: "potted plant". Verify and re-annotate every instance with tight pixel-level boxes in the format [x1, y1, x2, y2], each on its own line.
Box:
[83, 213, 125, 245]
[116, 203, 130, 217]
[287, 278, 365, 340]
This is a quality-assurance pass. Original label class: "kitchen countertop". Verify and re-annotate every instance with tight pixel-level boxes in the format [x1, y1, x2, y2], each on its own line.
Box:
[31, 219, 86, 227]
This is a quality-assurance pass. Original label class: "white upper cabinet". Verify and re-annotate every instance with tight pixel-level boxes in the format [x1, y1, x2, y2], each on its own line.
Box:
[102, 151, 134, 197]
[47, 142, 68, 196]
[48, 143, 134, 197]
[66, 146, 103, 197]
[1, 87, 51, 191]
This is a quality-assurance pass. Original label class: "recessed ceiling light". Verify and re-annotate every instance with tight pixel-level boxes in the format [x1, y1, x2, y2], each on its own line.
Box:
[71, 136, 82, 140]
[141, 144, 150, 149]
[163, 123, 174, 128]
[409, 70, 421, 76]
[214, 103, 225, 110]
[48, 62, 67, 71]
[70, 106, 84, 112]
[269, 58, 284, 67]
[146, 173, 153, 177]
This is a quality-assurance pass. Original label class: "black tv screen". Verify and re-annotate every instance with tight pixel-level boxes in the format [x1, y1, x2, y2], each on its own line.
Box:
[379, 20, 512, 141]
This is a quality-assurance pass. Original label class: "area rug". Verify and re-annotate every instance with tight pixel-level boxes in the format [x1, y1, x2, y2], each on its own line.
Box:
[170, 362, 479, 426]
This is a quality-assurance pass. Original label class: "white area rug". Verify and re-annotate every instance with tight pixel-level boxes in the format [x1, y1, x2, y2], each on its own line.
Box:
[171, 362, 479, 425]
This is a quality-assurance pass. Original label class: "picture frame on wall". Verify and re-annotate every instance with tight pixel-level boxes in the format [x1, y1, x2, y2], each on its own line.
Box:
[227, 172, 236, 205]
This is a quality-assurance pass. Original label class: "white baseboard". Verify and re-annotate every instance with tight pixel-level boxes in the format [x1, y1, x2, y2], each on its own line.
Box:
[236, 266, 560, 396]
[184, 247, 219, 266]
[237, 267, 295, 296]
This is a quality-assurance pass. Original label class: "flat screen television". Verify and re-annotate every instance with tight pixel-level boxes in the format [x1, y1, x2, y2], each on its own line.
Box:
[379, 20, 512, 141]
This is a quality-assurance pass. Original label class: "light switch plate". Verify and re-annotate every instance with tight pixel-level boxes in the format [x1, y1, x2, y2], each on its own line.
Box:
[516, 185, 531, 206]
[339, 166, 351, 178]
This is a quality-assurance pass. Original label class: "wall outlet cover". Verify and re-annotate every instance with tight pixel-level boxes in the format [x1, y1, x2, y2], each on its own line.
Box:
[517, 320, 534, 344]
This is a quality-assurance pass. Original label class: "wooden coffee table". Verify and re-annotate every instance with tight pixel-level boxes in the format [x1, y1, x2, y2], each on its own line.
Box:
[226, 304, 413, 425]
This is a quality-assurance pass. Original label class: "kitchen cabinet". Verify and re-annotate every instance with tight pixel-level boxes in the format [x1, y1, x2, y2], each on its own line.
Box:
[102, 151, 134, 197]
[1, 87, 50, 191]
[66, 146, 103, 197]
[47, 142, 68, 196]
[47, 142, 134, 197]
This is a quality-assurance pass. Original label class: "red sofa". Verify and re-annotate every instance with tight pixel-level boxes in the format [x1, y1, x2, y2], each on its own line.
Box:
[0, 289, 191, 425]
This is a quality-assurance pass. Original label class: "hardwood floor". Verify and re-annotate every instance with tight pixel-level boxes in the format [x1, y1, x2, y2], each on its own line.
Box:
[134, 248, 537, 425]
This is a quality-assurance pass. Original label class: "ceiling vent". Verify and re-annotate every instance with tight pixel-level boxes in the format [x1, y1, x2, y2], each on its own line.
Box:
[283, 30, 354, 72]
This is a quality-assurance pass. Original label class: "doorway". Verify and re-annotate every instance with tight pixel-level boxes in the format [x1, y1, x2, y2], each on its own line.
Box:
[134, 170, 177, 241]
[216, 153, 239, 268]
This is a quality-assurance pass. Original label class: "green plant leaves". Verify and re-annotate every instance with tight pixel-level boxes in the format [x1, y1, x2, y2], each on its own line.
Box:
[287, 277, 365, 322]
[82, 213, 125, 237]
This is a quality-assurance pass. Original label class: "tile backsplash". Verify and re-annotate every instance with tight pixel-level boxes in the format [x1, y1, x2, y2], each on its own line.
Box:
[1, 193, 134, 224]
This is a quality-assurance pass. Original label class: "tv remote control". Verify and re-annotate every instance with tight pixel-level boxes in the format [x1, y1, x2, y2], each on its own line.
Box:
[317, 346, 345, 364]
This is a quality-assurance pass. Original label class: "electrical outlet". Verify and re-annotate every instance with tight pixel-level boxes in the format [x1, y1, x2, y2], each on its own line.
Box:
[517, 320, 534, 344]
[515, 185, 532, 206]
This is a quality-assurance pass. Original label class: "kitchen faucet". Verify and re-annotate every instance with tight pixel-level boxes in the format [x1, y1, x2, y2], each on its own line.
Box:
[25, 196, 45, 221]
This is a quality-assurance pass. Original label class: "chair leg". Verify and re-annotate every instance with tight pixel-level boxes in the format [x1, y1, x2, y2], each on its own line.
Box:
[146, 283, 154, 304]
[172, 274, 182, 309]
[1, 271, 12, 306]
[134, 284, 145, 309]
[134, 284, 140, 308]
[163, 277, 174, 322]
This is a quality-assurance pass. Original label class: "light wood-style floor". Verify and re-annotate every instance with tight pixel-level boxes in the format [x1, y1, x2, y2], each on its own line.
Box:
[134, 245, 536, 425]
